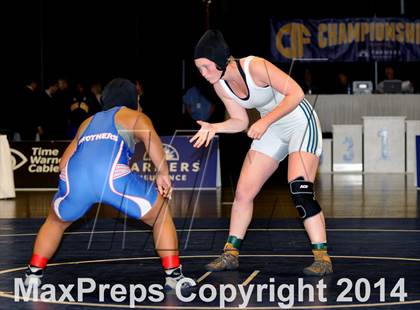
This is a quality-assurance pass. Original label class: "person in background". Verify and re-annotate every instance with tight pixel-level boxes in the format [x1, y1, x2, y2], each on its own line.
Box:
[134, 79, 145, 112]
[88, 80, 103, 115]
[14, 78, 41, 140]
[67, 81, 91, 138]
[376, 65, 414, 94]
[39, 79, 67, 140]
[301, 68, 320, 95]
[182, 85, 215, 129]
[334, 71, 352, 94]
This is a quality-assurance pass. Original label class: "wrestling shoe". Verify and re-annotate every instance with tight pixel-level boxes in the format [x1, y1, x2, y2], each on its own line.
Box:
[303, 252, 333, 276]
[205, 243, 239, 271]
[24, 265, 43, 287]
[164, 265, 197, 293]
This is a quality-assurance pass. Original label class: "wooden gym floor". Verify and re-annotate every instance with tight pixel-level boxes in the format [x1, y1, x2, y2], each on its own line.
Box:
[0, 173, 419, 309]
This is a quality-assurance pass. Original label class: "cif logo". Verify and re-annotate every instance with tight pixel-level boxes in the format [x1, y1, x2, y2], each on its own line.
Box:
[276, 23, 311, 59]
[143, 144, 179, 161]
[10, 148, 28, 170]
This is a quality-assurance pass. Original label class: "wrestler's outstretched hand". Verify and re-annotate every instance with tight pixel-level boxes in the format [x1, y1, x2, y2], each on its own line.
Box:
[189, 120, 217, 148]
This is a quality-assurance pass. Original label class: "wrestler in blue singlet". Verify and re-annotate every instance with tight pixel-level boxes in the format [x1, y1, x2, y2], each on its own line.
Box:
[53, 106, 157, 222]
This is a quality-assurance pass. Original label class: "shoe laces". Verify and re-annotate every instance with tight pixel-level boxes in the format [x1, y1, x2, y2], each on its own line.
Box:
[308, 260, 329, 271]
[215, 252, 232, 263]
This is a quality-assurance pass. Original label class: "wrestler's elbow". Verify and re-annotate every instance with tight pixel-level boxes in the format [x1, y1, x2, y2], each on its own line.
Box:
[240, 118, 249, 131]
[298, 87, 305, 101]
[231, 117, 248, 132]
[59, 158, 66, 172]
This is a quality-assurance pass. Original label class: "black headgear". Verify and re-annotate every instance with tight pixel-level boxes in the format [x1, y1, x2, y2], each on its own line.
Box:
[194, 29, 230, 71]
[101, 78, 138, 111]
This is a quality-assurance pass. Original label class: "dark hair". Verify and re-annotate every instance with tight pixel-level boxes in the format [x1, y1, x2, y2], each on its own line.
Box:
[101, 78, 138, 111]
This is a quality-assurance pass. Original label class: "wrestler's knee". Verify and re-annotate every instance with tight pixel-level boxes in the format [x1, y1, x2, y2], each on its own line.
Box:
[289, 176, 322, 221]
[141, 195, 169, 226]
[45, 211, 72, 230]
[234, 184, 256, 205]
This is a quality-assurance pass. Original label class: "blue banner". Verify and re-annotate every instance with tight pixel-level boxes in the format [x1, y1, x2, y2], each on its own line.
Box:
[270, 18, 420, 62]
[10, 137, 220, 190]
[130, 136, 220, 189]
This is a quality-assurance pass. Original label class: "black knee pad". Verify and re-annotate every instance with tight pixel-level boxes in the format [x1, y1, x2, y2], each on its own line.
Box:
[289, 177, 321, 221]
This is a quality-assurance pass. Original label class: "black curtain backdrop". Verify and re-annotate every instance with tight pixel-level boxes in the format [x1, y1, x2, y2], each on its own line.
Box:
[4, 0, 420, 135]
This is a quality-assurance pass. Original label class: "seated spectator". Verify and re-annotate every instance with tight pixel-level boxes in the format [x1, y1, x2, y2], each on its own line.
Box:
[301, 68, 320, 94]
[334, 72, 352, 94]
[376, 65, 414, 94]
